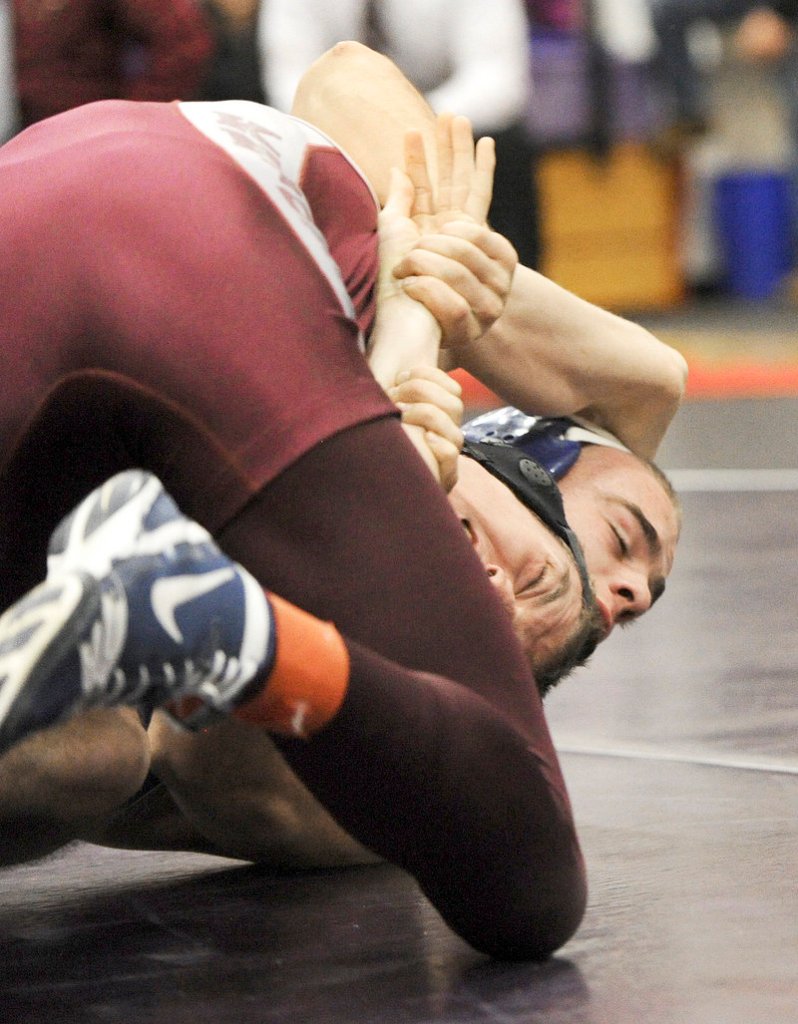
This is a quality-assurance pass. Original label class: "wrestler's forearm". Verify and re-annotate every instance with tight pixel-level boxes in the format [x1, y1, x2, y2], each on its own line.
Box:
[367, 298, 444, 482]
[452, 264, 688, 459]
[367, 295, 440, 390]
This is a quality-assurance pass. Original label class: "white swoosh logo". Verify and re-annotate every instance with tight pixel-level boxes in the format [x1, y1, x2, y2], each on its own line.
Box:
[151, 568, 235, 643]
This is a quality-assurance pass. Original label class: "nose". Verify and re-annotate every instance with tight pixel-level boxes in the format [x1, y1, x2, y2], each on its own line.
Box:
[485, 564, 515, 617]
[606, 566, 652, 627]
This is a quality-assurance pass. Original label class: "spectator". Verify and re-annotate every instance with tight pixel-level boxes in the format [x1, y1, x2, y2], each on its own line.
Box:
[650, 1, 798, 141]
[258, 0, 542, 268]
[12, 0, 213, 130]
[199, 0, 264, 102]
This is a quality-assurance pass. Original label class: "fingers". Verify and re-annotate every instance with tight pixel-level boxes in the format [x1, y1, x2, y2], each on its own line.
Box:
[396, 225, 517, 297]
[404, 129, 434, 219]
[419, 430, 461, 493]
[466, 135, 496, 224]
[394, 363, 463, 393]
[435, 112, 454, 211]
[449, 115, 480, 215]
[439, 218, 517, 261]
[390, 366, 464, 492]
[404, 113, 496, 227]
[377, 167, 421, 292]
[388, 366, 464, 432]
[392, 223, 518, 346]
[448, 116, 470, 211]
[397, 277, 480, 348]
[394, 394, 463, 495]
[380, 165, 415, 221]
[395, 401, 464, 448]
[437, 114, 495, 225]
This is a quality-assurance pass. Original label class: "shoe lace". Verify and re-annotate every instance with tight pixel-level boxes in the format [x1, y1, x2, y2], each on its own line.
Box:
[77, 582, 255, 719]
[104, 649, 249, 713]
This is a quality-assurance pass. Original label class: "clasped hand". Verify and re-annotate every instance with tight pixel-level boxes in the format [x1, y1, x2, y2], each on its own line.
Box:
[369, 113, 517, 490]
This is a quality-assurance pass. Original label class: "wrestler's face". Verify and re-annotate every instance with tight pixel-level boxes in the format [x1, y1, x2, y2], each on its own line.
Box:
[558, 446, 679, 637]
[449, 457, 593, 685]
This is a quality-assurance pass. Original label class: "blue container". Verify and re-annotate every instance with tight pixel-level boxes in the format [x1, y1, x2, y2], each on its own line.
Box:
[714, 171, 793, 300]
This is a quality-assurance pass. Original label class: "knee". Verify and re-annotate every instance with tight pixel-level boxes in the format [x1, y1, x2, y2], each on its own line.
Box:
[62, 709, 152, 816]
[425, 848, 588, 961]
[24, 709, 150, 822]
[0, 710, 151, 862]
[451, 877, 587, 962]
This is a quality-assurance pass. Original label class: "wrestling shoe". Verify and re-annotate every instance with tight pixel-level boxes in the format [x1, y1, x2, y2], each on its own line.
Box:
[0, 536, 275, 757]
[47, 469, 210, 578]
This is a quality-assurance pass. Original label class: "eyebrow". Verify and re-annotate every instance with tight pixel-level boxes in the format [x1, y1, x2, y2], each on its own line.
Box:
[618, 498, 662, 557]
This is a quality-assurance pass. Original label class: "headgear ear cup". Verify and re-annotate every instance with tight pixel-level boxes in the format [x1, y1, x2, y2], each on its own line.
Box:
[461, 439, 593, 610]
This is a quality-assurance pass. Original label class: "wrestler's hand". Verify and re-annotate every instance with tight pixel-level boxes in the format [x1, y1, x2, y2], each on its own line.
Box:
[404, 112, 495, 231]
[391, 114, 517, 347]
[387, 366, 464, 492]
[393, 221, 518, 348]
[374, 111, 498, 292]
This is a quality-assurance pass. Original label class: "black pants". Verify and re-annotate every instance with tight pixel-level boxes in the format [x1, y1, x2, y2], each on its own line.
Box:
[488, 122, 541, 270]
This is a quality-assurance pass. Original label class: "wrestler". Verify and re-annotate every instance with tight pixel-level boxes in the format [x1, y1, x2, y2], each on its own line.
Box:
[0, 46, 683, 961]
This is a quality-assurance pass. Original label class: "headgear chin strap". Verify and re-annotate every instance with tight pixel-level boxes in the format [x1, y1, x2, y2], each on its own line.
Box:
[461, 438, 594, 609]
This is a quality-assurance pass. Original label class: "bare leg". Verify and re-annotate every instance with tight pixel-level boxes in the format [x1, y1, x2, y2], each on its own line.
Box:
[146, 712, 378, 868]
[0, 708, 149, 866]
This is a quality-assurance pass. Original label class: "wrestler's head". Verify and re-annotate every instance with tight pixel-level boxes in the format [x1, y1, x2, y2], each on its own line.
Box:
[557, 445, 679, 636]
[449, 455, 604, 696]
[454, 410, 681, 693]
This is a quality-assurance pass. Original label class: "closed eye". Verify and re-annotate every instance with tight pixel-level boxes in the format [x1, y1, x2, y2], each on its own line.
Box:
[519, 562, 573, 606]
[517, 565, 546, 596]
[611, 525, 628, 557]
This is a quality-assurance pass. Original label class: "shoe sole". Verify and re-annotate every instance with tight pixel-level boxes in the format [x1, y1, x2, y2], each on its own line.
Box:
[0, 572, 101, 755]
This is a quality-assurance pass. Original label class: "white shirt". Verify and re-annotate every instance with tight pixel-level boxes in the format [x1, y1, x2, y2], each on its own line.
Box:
[259, 0, 531, 133]
[0, 0, 18, 143]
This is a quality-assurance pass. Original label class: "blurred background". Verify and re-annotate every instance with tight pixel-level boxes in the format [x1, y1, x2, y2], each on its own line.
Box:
[4, 0, 798, 402]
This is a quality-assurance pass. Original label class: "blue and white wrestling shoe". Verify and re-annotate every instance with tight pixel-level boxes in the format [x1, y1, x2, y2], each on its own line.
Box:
[0, 472, 274, 757]
[47, 469, 209, 576]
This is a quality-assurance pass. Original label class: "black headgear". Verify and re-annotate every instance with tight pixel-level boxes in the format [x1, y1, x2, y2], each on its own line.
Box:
[461, 438, 593, 608]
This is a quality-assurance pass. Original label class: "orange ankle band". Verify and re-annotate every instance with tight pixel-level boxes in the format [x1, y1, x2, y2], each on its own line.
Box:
[234, 593, 350, 739]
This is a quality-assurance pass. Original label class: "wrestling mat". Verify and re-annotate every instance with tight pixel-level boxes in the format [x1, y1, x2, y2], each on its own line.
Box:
[1, 299, 796, 1024]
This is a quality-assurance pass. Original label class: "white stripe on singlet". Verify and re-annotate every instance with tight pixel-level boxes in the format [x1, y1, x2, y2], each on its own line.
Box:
[178, 100, 367, 344]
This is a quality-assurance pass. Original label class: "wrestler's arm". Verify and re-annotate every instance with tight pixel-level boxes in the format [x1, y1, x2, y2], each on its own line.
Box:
[436, 263, 689, 459]
[293, 41, 688, 460]
[367, 118, 498, 489]
[369, 182, 461, 485]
